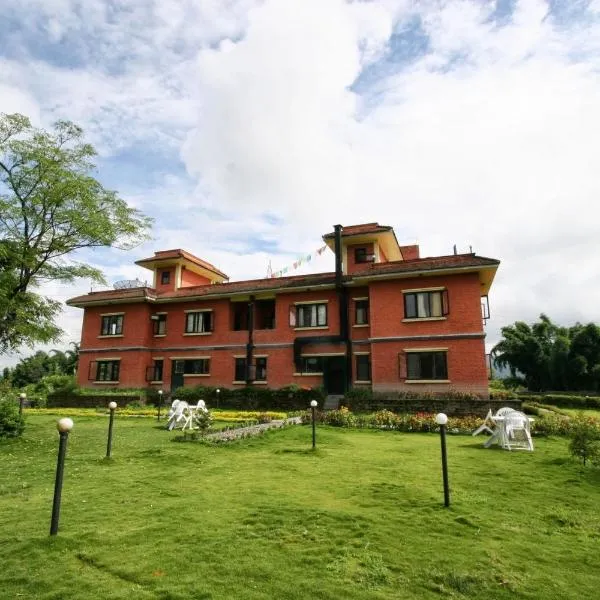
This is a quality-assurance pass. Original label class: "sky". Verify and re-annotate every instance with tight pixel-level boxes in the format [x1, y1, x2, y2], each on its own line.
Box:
[1, 0, 600, 367]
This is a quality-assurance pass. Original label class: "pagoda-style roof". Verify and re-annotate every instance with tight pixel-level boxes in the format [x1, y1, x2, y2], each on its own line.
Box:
[135, 249, 228, 282]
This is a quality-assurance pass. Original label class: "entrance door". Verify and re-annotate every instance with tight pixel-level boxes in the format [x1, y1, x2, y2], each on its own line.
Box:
[171, 360, 184, 392]
[323, 356, 346, 395]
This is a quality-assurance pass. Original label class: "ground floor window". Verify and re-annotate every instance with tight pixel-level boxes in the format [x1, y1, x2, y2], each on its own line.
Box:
[95, 360, 120, 382]
[184, 359, 210, 375]
[355, 355, 371, 381]
[406, 351, 448, 380]
[235, 357, 267, 381]
[300, 356, 324, 374]
[146, 359, 163, 382]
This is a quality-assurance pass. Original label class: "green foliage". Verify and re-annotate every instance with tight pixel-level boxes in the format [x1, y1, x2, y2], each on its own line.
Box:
[0, 113, 152, 352]
[0, 398, 25, 438]
[193, 408, 213, 436]
[568, 414, 600, 466]
[493, 314, 600, 392]
[518, 393, 600, 410]
[344, 388, 485, 412]
[171, 384, 325, 411]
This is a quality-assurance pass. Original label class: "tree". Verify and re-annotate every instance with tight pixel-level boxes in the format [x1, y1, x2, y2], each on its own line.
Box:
[493, 315, 600, 392]
[0, 113, 152, 353]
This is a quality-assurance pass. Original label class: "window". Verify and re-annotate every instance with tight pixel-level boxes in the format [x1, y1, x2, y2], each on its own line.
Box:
[404, 290, 448, 319]
[232, 303, 248, 331]
[234, 358, 246, 382]
[183, 359, 210, 375]
[234, 357, 267, 381]
[406, 351, 448, 380]
[256, 299, 276, 330]
[355, 355, 371, 381]
[96, 360, 120, 382]
[146, 359, 164, 382]
[100, 314, 123, 336]
[355, 247, 373, 263]
[355, 300, 369, 325]
[185, 311, 213, 334]
[296, 303, 327, 328]
[152, 314, 167, 335]
[300, 357, 324, 374]
[255, 357, 267, 381]
[161, 271, 170, 285]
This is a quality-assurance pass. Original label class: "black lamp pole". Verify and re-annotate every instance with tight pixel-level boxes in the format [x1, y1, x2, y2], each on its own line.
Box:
[157, 390, 163, 421]
[436, 413, 450, 507]
[310, 400, 317, 449]
[50, 418, 74, 535]
[106, 402, 117, 458]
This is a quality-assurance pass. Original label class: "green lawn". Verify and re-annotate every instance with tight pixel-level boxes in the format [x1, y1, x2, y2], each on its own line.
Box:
[1, 416, 600, 599]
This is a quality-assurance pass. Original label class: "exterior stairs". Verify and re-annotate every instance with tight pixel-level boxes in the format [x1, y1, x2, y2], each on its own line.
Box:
[323, 395, 344, 411]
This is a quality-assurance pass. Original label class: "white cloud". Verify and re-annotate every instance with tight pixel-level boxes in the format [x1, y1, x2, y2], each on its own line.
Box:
[2, 0, 600, 367]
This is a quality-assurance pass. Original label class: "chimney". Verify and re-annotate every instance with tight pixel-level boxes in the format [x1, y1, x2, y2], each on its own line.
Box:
[334, 224, 343, 287]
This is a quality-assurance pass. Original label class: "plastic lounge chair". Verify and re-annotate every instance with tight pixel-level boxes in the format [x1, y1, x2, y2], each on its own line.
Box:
[167, 400, 189, 430]
[472, 409, 494, 436]
[502, 411, 534, 451]
[495, 406, 517, 417]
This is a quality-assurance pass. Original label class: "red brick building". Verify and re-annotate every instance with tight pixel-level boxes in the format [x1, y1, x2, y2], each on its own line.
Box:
[67, 223, 499, 397]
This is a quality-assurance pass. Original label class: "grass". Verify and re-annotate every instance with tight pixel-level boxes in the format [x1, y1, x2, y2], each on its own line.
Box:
[1, 416, 600, 599]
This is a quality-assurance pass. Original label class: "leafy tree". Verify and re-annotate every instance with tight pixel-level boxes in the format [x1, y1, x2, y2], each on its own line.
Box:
[493, 315, 600, 392]
[0, 113, 152, 353]
[568, 414, 600, 467]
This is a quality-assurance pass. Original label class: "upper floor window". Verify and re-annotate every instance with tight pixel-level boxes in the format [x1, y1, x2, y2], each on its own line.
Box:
[256, 299, 276, 330]
[406, 351, 448, 380]
[355, 247, 374, 263]
[161, 271, 170, 285]
[355, 299, 369, 325]
[296, 303, 327, 328]
[100, 314, 123, 336]
[232, 302, 248, 331]
[403, 290, 448, 319]
[185, 310, 213, 334]
[95, 360, 120, 382]
[152, 314, 167, 335]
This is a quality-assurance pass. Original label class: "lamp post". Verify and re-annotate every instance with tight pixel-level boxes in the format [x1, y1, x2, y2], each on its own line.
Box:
[50, 418, 74, 535]
[310, 400, 318, 449]
[216, 388, 220, 409]
[106, 401, 117, 458]
[435, 413, 450, 507]
[157, 390, 163, 421]
[19, 392, 26, 416]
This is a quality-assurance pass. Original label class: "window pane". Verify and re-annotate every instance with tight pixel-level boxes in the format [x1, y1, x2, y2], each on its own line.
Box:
[255, 358, 267, 380]
[417, 293, 429, 318]
[430, 292, 442, 317]
[405, 295, 417, 319]
[407, 354, 420, 379]
[434, 353, 448, 379]
[356, 355, 370, 381]
[235, 358, 246, 381]
[317, 304, 327, 326]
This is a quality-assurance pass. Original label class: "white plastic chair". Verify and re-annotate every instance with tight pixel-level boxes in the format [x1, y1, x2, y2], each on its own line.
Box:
[472, 409, 494, 436]
[182, 399, 208, 430]
[495, 406, 517, 417]
[502, 411, 534, 451]
[167, 400, 189, 430]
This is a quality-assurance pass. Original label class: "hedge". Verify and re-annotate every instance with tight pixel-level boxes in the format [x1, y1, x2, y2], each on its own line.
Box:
[517, 393, 600, 410]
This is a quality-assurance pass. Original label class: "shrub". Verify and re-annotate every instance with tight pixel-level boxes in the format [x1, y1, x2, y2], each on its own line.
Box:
[568, 414, 600, 466]
[323, 407, 356, 427]
[193, 408, 213, 437]
[0, 399, 25, 438]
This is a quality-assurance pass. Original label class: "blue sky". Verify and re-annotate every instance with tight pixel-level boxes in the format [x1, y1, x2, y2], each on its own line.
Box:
[1, 0, 600, 364]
